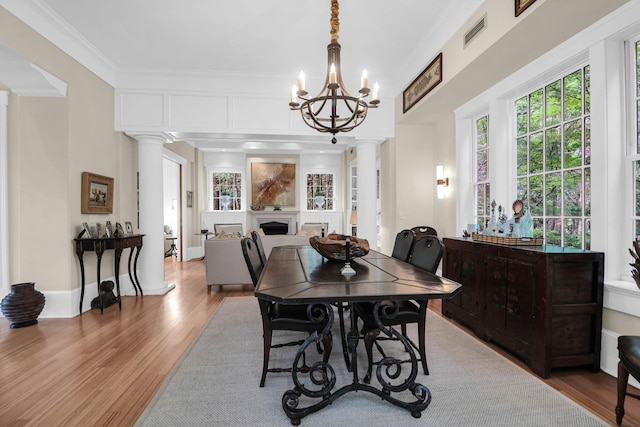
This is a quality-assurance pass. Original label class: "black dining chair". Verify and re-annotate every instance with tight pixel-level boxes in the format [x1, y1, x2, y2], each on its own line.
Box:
[240, 237, 332, 387]
[251, 229, 267, 266]
[616, 335, 640, 425]
[411, 226, 438, 241]
[354, 236, 445, 383]
[391, 229, 416, 263]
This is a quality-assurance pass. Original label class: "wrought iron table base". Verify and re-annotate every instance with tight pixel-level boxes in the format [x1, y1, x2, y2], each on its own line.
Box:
[282, 302, 432, 425]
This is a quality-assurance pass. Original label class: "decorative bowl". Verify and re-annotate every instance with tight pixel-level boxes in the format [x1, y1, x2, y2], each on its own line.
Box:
[250, 205, 265, 211]
[309, 233, 370, 261]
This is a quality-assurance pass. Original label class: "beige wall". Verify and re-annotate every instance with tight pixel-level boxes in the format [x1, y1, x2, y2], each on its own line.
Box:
[1, 7, 137, 294]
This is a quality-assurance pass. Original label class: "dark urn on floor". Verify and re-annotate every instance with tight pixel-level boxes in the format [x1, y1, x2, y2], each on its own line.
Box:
[1, 282, 45, 328]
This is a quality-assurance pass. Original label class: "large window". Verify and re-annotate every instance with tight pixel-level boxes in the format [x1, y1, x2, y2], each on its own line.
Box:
[633, 40, 640, 239]
[306, 173, 334, 210]
[474, 115, 490, 231]
[515, 66, 591, 249]
[212, 172, 242, 210]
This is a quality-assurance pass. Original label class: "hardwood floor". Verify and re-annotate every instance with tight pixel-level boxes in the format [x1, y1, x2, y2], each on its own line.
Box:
[0, 258, 637, 426]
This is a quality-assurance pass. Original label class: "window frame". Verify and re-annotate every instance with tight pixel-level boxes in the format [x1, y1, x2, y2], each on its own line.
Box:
[208, 170, 244, 211]
[305, 172, 335, 211]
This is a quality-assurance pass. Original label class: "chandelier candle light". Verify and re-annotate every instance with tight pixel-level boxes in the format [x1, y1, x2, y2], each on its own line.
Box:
[289, 0, 380, 144]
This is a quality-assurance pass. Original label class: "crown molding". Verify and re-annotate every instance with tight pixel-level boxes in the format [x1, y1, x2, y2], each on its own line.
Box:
[0, 0, 117, 86]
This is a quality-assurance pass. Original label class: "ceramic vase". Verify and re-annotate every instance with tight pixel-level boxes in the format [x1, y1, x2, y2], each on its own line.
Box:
[313, 195, 326, 211]
[1, 282, 45, 328]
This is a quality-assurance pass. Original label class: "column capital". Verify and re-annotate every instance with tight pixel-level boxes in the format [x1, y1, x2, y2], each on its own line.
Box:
[354, 138, 383, 147]
[125, 132, 174, 144]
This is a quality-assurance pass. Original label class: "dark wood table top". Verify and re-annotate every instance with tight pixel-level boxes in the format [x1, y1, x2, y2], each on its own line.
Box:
[255, 245, 462, 304]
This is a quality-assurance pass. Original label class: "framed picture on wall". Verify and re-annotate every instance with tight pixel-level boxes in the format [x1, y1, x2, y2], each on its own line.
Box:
[251, 163, 296, 207]
[186, 190, 193, 208]
[81, 172, 114, 214]
[402, 53, 443, 113]
[515, 0, 536, 17]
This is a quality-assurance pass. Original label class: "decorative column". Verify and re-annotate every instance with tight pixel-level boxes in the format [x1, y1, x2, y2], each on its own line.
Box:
[356, 140, 380, 248]
[129, 133, 174, 295]
[0, 91, 8, 291]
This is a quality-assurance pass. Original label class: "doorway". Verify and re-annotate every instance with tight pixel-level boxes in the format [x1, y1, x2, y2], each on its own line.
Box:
[163, 157, 182, 261]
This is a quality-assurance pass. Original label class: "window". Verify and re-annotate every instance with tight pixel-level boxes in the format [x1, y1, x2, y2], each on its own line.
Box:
[633, 40, 640, 240]
[515, 66, 591, 249]
[306, 173, 334, 210]
[350, 165, 357, 211]
[212, 172, 242, 210]
[474, 115, 490, 231]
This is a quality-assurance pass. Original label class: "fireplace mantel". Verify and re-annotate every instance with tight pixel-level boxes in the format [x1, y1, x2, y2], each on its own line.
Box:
[248, 211, 299, 235]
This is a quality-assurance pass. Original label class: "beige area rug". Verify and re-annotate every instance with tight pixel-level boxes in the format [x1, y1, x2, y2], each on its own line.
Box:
[136, 296, 608, 426]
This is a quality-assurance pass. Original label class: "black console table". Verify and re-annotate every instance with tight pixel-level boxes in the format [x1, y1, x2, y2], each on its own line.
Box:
[74, 234, 145, 314]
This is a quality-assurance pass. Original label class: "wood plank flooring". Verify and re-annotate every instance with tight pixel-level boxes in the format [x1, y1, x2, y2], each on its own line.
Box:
[0, 258, 637, 426]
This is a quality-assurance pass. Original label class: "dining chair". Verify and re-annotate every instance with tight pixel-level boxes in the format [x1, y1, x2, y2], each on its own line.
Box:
[391, 229, 416, 263]
[410, 226, 438, 241]
[354, 236, 445, 384]
[616, 335, 640, 425]
[251, 229, 267, 266]
[240, 237, 333, 387]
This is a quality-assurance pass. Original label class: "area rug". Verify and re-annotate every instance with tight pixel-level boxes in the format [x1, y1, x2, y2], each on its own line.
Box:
[136, 296, 607, 427]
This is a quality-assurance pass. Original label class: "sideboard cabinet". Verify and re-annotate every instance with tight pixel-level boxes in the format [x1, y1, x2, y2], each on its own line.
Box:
[442, 237, 604, 378]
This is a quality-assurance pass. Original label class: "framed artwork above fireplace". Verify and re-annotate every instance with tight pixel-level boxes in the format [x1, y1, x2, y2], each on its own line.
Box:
[251, 163, 296, 207]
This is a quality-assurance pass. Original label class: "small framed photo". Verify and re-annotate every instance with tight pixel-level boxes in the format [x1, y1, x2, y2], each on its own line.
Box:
[95, 222, 104, 238]
[115, 222, 125, 237]
[125, 221, 134, 234]
[105, 221, 113, 238]
[82, 222, 92, 238]
[186, 190, 193, 208]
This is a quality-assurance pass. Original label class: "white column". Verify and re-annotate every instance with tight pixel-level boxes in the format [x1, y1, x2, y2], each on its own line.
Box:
[0, 91, 8, 291]
[130, 133, 174, 295]
[356, 140, 380, 248]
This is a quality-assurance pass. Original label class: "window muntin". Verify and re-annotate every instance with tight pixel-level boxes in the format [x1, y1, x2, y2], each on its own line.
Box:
[306, 173, 334, 210]
[515, 66, 591, 249]
[212, 172, 242, 211]
[474, 115, 490, 231]
[634, 40, 640, 239]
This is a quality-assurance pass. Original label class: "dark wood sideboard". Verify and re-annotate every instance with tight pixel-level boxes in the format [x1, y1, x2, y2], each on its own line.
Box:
[442, 237, 604, 378]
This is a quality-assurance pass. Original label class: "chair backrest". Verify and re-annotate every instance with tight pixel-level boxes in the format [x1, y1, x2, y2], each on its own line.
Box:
[410, 236, 444, 273]
[411, 226, 438, 240]
[391, 229, 416, 263]
[300, 222, 328, 237]
[241, 237, 263, 287]
[251, 229, 267, 266]
[214, 223, 243, 236]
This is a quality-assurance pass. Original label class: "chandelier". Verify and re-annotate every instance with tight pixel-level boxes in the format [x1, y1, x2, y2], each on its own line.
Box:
[288, 0, 380, 144]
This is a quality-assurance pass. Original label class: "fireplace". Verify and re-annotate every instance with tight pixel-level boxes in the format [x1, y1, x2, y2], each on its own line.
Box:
[248, 211, 299, 235]
[260, 221, 289, 235]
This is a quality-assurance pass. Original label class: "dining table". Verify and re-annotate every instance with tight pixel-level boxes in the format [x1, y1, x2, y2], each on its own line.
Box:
[254, 244, 462, 425]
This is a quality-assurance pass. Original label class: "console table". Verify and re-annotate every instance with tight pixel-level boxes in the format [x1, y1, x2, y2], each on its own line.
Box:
[74, 234, 144, 314]
[441, 237, 604, 378]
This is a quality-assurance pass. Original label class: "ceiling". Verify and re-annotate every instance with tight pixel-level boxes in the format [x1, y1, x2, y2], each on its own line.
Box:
[20, 0, 483, 95]
[1, 0, 485, 150]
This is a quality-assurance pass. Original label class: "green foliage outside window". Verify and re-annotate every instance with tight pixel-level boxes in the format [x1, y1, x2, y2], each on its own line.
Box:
[515, 66, 591, 249]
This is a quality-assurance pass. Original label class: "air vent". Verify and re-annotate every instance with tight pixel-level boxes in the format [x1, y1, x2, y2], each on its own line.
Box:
[464, 14, 487, 48]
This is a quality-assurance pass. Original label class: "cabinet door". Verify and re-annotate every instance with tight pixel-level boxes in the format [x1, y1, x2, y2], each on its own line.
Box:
[484, 255, 508, 331]
[445, 248, 479, 316]
[505, 259, 535, 345]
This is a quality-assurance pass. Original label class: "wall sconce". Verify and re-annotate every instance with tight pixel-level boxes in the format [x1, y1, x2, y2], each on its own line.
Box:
[349, 209, 358, 236]
[436, 165, 449, 199]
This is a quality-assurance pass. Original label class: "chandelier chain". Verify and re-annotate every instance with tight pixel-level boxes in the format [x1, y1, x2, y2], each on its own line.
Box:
[330, 0, 339, 43]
